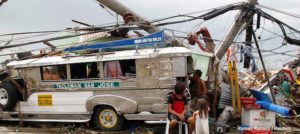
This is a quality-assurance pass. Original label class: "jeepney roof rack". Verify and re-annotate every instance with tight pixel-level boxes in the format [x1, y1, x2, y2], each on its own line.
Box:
[63, 30, 170, 56]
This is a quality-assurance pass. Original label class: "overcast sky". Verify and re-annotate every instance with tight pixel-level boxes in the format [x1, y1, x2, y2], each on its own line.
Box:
[0, 0, 299, 70]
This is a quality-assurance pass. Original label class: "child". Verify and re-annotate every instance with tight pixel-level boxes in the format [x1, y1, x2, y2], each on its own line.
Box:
[192, 98, 210, 134]
[168, 82, 193, 134]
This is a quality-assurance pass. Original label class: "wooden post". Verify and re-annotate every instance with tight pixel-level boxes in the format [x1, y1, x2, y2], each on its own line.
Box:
[212, 61, 219, 118]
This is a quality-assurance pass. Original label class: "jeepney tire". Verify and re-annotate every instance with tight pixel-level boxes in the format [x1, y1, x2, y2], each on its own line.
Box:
[0, 72, 9, 81]
[93, 106, 125, 131]
[0, 82, 18, 111]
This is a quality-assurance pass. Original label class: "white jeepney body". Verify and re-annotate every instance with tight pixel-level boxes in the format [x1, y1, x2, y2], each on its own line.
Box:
[1, 46, 212, 124]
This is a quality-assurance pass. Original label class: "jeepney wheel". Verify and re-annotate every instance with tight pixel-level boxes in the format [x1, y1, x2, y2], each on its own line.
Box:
[93, 106, 125, 131]
[0, 82, 18, 110]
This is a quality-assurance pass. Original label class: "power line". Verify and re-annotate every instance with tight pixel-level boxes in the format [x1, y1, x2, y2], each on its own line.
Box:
[0, 30, 66, 37]
[0, 26, 125, 56]
[258, 4, 300, 19]
[0, 29, 112, 50]
[1, 2, 300, 53]
[0, 3, 242, 38]
[0, 32, 57, 44]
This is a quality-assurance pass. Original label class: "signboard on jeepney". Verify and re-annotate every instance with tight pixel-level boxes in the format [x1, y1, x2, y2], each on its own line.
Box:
[63, 30, 167, 52]
[38, 94, 53, 106]
[54, 82, 119, 89]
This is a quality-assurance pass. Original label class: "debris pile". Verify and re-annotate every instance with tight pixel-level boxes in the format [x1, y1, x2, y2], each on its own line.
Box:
[239, 70, 273, 90]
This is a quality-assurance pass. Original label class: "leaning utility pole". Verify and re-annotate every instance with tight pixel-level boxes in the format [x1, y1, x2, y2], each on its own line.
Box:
[96, 0, 184, 47]
[212, 0, 258, 118]
[96, 0, 159, 33]
[215, 0, 257, 61]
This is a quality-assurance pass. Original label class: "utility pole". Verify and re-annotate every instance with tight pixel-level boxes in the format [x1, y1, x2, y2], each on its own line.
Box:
[212, 0, 258, 118]
[96, 0, 184, 47]
[215, 0, 257, 61]
[96, 0, 160, 34]
[244, 20, 253, 69]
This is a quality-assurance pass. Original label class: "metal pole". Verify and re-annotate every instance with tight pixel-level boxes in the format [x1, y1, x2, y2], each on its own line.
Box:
[215, 0, 257, 61]
[96, 0, 184, 47]
[252, 30, 277, 104]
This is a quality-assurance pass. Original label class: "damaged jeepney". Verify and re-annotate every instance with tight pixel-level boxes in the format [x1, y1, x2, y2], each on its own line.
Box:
[0, 46, 213, 130]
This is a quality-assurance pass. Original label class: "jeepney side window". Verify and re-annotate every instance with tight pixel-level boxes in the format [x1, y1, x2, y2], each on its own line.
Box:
[103, 59, 136, 79]
[40, 65, 67, 81]
[70, 62, 99, 79]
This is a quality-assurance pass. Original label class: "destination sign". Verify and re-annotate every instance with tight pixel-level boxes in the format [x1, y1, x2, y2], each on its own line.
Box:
[54, 82, 119, 89]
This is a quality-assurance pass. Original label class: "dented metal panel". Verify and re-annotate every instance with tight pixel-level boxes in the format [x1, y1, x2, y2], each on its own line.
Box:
[136, 58, 159, 88]
[137, 97, 163, 104]
[138, 105, 153, 112]
[22, 67, 41, 90]
[159, 57, 173, 77]
[158, 57, 177, 88]
[86, 94, 137, 114]
[172, 57, 187, 77]
[158, 77, 176, 88]
[152, 104, 167, 113]
[92, 88, 170, 113]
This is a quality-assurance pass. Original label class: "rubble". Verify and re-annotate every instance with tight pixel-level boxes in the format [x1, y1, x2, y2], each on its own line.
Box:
[239, 70, 274, 90]
[219, 58, 300, 133]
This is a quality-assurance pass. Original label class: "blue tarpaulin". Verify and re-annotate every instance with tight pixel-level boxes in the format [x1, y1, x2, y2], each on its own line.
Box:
[249, 89, 272, 103]
[250, 89, 296, 118]
[63, 30, 168, 52]
[256, 101, 293, 118]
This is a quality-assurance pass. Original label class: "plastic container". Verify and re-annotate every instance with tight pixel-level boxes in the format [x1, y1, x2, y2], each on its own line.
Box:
[240, 97, 256, 105]
[243, 104, 261, 110]
[241, 108, 275, 128]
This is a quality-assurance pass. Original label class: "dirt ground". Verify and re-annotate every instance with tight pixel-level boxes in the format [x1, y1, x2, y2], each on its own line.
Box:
[0, 121, 165, 134]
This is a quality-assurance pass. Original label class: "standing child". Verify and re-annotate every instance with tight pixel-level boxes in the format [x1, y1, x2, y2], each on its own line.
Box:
[168, 82, 193, 134]
[192, 98, 210, 134]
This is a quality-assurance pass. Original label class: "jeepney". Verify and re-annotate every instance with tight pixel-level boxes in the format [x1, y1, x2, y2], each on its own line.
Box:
[0, 46, 212, 130]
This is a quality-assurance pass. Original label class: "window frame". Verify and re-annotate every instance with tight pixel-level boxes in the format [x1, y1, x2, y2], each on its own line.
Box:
[69, 62, 101, 81]
[102, 59, 137, 80]
[40, 64, 68, 82]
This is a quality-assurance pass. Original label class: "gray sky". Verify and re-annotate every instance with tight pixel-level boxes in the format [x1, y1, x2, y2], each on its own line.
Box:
[0, 0, 299, 70]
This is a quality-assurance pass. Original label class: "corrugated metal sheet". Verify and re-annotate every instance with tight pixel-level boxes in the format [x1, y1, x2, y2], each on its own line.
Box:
[219, 82, 245, 109]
